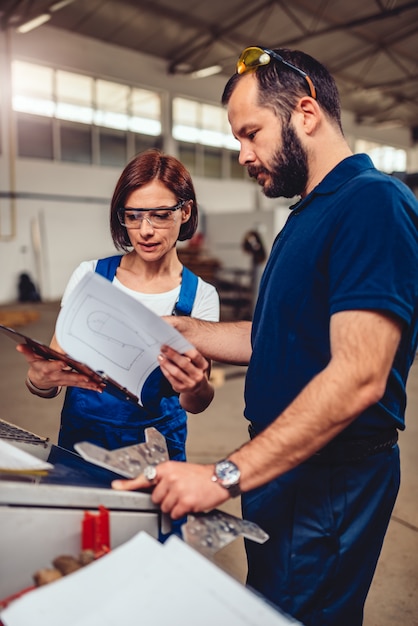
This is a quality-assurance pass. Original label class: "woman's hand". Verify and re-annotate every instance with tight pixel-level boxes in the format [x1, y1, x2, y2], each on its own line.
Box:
[158, 344, 214, 413]
[16, 343, 103, 393]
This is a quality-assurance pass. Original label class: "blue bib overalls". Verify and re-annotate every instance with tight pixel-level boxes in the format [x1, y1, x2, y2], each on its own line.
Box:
[58, 255, 198, 461]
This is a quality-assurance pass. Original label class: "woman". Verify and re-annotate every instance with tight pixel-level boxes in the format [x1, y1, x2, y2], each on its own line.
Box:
[18, 149, 219, 463]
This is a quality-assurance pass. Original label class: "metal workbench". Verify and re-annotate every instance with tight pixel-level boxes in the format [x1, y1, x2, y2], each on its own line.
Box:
[0, 421, 163, 600]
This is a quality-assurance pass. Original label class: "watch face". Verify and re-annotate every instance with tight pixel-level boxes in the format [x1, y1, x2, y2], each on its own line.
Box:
[216, 460, 240, 487]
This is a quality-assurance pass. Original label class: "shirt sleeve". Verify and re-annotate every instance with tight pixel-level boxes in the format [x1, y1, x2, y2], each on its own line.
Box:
[329, 179, 418, 325]
[191, 278, 220, 322]
[60, 260, 97, 308]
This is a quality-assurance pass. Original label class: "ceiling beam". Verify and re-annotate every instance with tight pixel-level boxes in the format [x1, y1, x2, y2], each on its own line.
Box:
[273, 1, 418, 48]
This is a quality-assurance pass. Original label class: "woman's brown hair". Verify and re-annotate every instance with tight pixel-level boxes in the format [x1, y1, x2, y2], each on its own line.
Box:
[110, 149, 198, 251]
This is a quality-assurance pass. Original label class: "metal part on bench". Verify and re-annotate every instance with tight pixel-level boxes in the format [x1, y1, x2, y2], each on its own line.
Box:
[182, 509, 269, 556]
[75, 427, 269, 555]
[74, 427, 168, 479]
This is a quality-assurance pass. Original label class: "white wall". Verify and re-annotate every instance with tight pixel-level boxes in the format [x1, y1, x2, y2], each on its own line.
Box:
[0, 26, 416, 304]
[0, 155, 269, 303]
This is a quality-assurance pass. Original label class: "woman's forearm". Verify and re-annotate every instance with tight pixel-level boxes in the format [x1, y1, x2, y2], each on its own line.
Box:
[179, 379, 215, 413]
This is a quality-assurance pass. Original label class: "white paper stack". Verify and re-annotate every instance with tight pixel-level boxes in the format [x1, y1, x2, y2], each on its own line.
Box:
[1, 531, 301, 626]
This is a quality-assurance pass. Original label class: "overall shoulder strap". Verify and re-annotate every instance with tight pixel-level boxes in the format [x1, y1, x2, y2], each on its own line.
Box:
[173, 266, 198, 316]
[95, 255, 123, 280]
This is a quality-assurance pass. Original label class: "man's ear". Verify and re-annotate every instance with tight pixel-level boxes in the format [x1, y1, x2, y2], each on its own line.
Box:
[295, 96, 321, 135]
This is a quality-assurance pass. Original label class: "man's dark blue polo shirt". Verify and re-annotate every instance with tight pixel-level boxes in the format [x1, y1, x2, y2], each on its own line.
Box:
[245, 154, 418, 437]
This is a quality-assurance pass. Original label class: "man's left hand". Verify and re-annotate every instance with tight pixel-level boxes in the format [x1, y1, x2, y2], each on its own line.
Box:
[112, 461, 230, 519]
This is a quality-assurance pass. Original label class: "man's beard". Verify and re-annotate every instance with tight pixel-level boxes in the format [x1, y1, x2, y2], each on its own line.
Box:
[247, 122, 308, 199]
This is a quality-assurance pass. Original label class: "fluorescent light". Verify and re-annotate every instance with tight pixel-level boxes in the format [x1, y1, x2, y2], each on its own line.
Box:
[16, 0, 75, 34]
[188, 65, 223, 79]
[17, 13, 51, 33]
[50, 0, 76, 12]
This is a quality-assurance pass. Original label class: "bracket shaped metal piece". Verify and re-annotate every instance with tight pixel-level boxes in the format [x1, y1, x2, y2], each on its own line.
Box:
[74, 428, 270, 554]
[182, 509, 269, 556]
[74, 427, 168, 478]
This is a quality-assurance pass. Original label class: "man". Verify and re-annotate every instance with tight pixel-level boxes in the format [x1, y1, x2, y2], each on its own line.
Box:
[113, 47, 418, 625]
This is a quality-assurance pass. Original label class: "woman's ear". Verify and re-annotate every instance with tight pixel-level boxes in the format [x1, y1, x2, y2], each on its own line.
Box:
[181, 200, 192, 223]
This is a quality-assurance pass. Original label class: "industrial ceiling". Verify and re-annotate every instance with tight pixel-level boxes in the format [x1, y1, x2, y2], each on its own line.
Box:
[2, 0, 418, 139]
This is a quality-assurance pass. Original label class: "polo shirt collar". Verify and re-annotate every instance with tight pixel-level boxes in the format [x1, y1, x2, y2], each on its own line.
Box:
[290, 153, 375, 212]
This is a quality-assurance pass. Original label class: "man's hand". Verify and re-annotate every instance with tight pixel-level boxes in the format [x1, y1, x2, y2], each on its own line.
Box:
[112, 461, 230, 519]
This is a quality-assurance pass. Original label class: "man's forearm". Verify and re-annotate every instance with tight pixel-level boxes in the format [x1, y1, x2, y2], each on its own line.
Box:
[229, 310, 402, 493]
[169, 318, 252, 364]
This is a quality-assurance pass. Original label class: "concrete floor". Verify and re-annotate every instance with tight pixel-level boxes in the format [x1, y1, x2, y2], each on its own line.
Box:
[1, 301, 417, 625]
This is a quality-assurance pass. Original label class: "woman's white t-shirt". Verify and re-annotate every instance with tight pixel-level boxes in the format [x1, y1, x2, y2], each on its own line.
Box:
[61, 259, 220, 321]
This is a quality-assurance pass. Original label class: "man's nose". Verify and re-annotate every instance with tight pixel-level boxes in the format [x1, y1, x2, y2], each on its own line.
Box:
[238, 144, 255, 166]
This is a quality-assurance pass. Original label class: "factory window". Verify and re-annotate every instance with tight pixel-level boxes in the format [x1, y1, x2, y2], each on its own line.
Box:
[173, 97, 238, 150]
[131, 88, 161, 136]
[11, 61, 162, 164]
[173, 97, 239, 178]
[16, 113, 53, 159]
[10, 60, 249, 179]
[56, 70, 94, 124]
[60, 123, 92, 164]
[203, 146, 223, 178]
[134, 133, 162, 156]
[99, 129, 127, 167]
[355, 140, 406, 173]
[12, 62, 54, 117]
[95, 80, 130, 130]
[178, 141, 197, 175]
[229, 151, 247, 179]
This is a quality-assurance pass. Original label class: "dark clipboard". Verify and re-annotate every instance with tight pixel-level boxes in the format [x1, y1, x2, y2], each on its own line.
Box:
[0, 323, 139, 405]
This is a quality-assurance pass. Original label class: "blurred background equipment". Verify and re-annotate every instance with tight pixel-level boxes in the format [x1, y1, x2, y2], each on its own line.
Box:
[17, 272, 41, 303]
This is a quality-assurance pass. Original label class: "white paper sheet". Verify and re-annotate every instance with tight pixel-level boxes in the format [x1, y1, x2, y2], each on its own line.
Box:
[0, 439, 53, 474]
[55, 271, 193, 406]
[1, 532, 301, 626]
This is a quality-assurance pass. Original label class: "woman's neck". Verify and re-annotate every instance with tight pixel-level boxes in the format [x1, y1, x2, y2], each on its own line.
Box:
[117, 251, 183, 293]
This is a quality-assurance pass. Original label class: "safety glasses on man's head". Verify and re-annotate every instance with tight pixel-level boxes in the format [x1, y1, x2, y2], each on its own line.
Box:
[236, 46, 317, 100]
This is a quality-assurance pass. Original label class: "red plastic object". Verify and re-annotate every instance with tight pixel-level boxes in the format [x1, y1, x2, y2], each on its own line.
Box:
[81, 505, 110, 556]
[0, 507, 111, 612]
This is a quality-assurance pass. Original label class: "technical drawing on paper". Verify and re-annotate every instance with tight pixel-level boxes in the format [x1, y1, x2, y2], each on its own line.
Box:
[55, 272, 193, 405]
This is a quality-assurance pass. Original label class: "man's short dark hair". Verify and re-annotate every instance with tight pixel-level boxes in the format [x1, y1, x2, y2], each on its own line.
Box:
[222, 48, 343, 132]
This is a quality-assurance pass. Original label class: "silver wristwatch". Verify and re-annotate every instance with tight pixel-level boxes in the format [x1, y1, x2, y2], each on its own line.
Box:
[211, 459, 241, 498]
